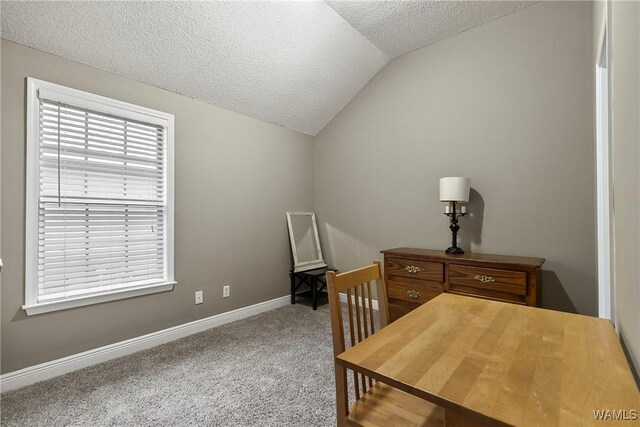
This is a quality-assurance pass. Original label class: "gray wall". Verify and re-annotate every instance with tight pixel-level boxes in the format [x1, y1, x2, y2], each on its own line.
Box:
[1, 1, 604, 374]
[315, 1, 596, 315]
[1, 40, 315, 373]
[610, 1, 640, 375]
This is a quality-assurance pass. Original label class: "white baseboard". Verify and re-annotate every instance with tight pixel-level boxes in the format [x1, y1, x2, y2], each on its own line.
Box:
[339, 292, 379, 310]
[0, 295, 290, 393]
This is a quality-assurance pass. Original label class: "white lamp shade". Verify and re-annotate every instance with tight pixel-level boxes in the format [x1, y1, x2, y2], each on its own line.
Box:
[439, 177, 471, 202]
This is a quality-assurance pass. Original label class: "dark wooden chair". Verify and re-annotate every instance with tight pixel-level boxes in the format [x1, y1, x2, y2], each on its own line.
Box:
[290, 266, 337, 310]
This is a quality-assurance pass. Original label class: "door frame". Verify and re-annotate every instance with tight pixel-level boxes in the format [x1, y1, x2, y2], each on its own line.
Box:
[595, 5, 615, 325]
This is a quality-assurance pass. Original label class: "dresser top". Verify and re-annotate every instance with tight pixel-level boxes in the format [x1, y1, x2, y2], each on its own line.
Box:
[381, 247, 545, 269]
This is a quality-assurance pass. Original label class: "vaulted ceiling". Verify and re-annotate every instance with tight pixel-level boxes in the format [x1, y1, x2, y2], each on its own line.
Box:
[1, 1, 533, 135]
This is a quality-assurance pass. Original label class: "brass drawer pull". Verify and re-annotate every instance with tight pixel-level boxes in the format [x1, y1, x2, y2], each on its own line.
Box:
[404, 265, 421, 274]
[475, 274, 495, 284]
[406, 290, 421, 299]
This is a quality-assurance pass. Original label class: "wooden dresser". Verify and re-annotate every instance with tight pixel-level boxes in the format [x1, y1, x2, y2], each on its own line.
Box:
[381, 247, 545, 322]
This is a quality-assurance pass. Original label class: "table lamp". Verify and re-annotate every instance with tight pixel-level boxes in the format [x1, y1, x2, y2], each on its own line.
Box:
[440, 177, 470, 254]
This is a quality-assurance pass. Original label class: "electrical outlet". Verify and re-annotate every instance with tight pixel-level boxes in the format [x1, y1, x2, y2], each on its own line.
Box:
[223, 285, 230, 298]
[195, 290, 203, 304]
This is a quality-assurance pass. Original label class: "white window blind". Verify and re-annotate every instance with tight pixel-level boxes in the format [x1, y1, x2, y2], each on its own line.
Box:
[25, 79, 174, 315]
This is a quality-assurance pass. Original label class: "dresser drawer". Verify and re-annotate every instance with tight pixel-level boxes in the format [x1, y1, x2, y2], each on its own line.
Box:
[448, 265, 527, 296]
[385, 258, 444, 282]
[448, 288, 527, 305]
[387, 280, 443, 305]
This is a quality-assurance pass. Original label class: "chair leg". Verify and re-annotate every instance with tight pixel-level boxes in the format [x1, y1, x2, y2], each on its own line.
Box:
[334, 365, 349, 427]
[290, 270, 296, 305]
[312, 276, 318, 310]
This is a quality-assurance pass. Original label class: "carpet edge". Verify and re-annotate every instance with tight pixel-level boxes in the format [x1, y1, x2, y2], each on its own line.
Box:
[0, 294, 290, 393]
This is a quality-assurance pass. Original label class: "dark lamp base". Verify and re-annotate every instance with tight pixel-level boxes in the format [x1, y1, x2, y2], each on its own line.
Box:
[445, 246, 465, 255]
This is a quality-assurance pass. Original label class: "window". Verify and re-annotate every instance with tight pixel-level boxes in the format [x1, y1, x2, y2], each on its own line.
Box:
[24, 78, 174, 315]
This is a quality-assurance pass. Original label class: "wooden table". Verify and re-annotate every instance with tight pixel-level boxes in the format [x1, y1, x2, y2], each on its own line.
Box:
[336, 293, 639, 426]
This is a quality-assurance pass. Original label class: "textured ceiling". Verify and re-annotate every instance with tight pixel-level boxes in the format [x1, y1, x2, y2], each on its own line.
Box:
[325, 1, 535, 58]
[1, 1, 533, 135]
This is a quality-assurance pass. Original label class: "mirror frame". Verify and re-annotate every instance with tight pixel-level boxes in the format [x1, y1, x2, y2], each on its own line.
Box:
[286, 212, 327, 272]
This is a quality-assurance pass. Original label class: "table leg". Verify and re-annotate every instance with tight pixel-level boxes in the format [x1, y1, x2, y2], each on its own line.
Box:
[290, 270, 296, 305]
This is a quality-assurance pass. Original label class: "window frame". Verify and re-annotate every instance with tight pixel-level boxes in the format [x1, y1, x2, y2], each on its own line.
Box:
[24, 78, 175, 315]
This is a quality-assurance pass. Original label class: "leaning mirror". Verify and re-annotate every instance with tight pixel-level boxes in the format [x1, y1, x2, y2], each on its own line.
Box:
[286, 212, 326, 272]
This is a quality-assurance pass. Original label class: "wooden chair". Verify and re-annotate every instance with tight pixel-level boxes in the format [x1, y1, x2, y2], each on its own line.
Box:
[326, 261, 444, 427]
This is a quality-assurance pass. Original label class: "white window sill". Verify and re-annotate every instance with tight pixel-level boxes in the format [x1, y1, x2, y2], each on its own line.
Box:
[22, 281, 176, 316]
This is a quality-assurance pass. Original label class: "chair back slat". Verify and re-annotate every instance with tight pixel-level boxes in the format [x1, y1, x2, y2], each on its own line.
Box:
[352, 284, 368, 399]
[353, 285, 364, 343]
[363, 283, 374, 390]
[327, 261, 390, 422]
[360, 284, 370, 340]
[346, 288, 356, 347]
[366, 281, 375, 336]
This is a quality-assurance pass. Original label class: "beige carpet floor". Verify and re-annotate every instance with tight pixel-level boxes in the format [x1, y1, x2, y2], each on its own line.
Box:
[1, 301, 338, 426]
